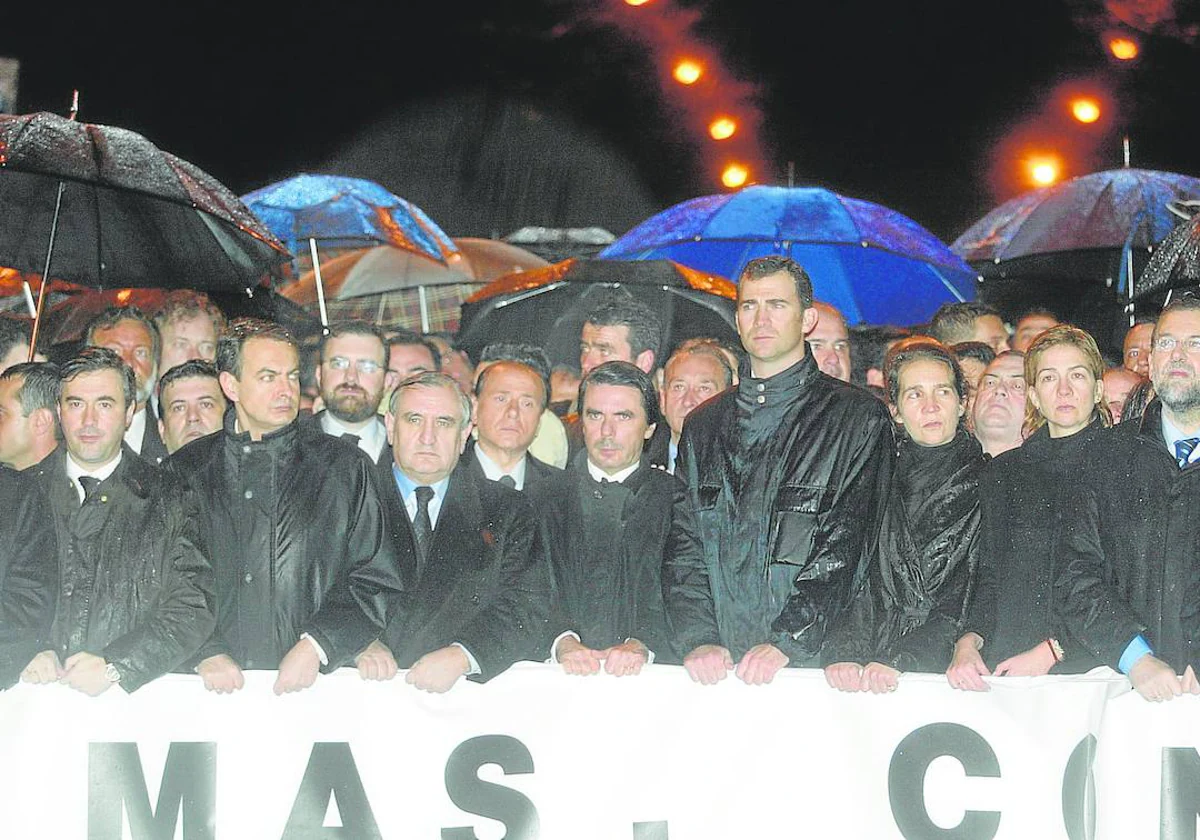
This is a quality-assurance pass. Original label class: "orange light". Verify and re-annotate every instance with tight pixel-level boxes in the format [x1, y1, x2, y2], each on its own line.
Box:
[721, 163, 749, 189]
[673, 60, 703, 85]
[1071, 98, 1101, 124]
[709, 117, 737, 140]
[116, 288, 133, 305]
[1028, 158, 1060, 187]
[1108, 37, 1139, 60]
[624, 0, 651, 5]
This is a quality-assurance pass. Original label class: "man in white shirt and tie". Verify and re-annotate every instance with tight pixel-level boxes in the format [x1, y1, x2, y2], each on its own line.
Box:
[312, 322, 398, 465]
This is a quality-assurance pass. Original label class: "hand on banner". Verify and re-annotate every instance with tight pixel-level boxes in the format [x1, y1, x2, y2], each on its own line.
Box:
[1129, 654, 1183, 702]
[60, 652, 116, 696]
[555, 636, 605, 676]
[198, 654, 245, 693]
[1183, 665, 1200, 695]
[862, 662, 900, 694]
[946, 633, 990, 692]
[274, 641, 321, 695]
[604, 639, 649, 677]
[355, 640, 399, 681]
[735, 643, 789, 685]
[824, 662, 863, 692]
[993, 641, 1056, 678]
[20, 650, 63, 684]
[407, 645, 469, 693]
[683, 644, 733, 685]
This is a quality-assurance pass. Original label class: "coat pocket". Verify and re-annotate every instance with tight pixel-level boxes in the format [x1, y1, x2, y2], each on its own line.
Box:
[768, 484, 824, 568]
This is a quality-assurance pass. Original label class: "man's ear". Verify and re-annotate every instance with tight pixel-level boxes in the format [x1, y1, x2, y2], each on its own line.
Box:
[802, 306, 820, 334]
[314, 364, 323, 391]
[30, 407, 55, 438]
[218, 371, 239, 403]
[644, 421, 656, 441]
[635, 350, 655, 375]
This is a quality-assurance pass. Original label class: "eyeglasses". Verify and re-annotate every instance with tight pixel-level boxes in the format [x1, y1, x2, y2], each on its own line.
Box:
[327, 357, 384, 374]
[1152, 336, 1200, 354]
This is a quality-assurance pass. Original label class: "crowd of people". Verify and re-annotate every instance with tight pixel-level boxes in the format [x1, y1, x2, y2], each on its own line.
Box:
[0, 256, 1197, 703]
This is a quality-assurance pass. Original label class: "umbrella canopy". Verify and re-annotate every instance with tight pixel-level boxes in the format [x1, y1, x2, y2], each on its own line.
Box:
[241, 174, 458, 266]
[285, 246, 474, 305]
[452, 237, 549, 283]
[0, 112, 290, 292]
[1134, 210, 1200, 300]
[600, 185, 975, 327]
[457, 258, 737, 367]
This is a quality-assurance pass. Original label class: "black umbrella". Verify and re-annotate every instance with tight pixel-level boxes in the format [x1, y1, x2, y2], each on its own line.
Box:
[456, 258, 738, 368]
[1134, 203, 1200, 301]
[0, 110, 291, 353]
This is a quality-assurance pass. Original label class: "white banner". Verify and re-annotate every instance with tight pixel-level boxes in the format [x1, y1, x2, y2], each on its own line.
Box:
[1, 663, 1198, 839]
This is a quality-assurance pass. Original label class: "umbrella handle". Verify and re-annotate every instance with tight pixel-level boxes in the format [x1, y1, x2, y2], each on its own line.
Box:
[309, 238, 329, 331]
[28, 180, 67, 361]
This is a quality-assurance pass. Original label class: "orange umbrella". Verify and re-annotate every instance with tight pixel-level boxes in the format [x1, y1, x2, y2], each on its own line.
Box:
[466, 257, 736, 303]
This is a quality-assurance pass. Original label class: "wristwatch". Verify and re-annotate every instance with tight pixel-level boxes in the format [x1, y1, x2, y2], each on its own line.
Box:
[104, 662, 122, 684]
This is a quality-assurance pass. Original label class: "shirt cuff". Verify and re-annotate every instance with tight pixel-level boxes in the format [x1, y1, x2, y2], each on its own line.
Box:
[300, 632, 329, 667]
[1118, 635, 1153, 675]
[625, 637, 655, 665]
[548, 631, 581, 663]
[451, 642, 481, 676]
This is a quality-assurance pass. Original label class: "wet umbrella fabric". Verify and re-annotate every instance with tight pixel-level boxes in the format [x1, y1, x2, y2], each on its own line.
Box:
[0, 112, 290, 291]
[600, 185, 975, 327]
[1134, 211, 1200, 300]
[456, 258, 737, 367]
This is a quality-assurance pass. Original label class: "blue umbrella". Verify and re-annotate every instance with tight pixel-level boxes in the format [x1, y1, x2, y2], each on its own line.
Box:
[599, 185, 976, 326]
[241, 174, 458, 266]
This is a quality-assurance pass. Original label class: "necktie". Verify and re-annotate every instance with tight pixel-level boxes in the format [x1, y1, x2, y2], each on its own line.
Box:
[1176, 437, 1200, 469]
[341, 432, 360, 448]
[78, 475, 101, 503]
[498, 474, 516, 489]
[412, 485, 435, 569]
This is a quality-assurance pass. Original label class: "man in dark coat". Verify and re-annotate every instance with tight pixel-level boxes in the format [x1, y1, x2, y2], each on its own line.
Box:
[21, 349, 214, 694]
[356, 372, 550, 692]
[0, 467, 58, 690]
[165, 319, 403, 695]
[545, 362, 728, 682]
[308, 321, 398, 467]
[0, 362, 60, 472]
[676, 256, 893, 683]
[1055, 296, 1200, 701]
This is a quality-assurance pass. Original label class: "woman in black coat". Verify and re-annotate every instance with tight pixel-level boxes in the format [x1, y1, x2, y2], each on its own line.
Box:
[947, 325, 1111, 691]
[824, 338, 985, 693]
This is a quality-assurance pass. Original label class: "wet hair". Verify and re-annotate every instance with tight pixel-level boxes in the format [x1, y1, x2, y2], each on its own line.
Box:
[388, 370, 472, 426]
[319, 320, 388, 364]
[583, 295, 663, 363]
[1023, 324, 1112, 434]
[387, 330, 441, 371]
[85, 305, 161, 366]
[0, 361, 61, 417]
[215, 318, 296, 379]
[950, 341, 996, 368]
[738, 256, 814, 311]
[157, 359, 221, 406]
[928, 302, 1003, 346]
[152, 290, 226, 336]
[59, 347, 136, 409]
[0, 318, 32, 362]
[577, 360, 662, 428]
[884, 337, 967, 406]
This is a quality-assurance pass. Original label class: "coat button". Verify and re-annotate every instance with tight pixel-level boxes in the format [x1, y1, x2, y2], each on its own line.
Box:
[243, 572, 254, 584]
[757, 395, 765, 404]
[757, 383, 765, 392]
[244, 490, 254, 500]
[593, 489, 604, 500]
[242, 445, 252, 454]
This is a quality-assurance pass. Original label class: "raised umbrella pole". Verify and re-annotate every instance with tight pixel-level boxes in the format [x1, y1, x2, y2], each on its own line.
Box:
[20, 279, 36, 318]
[418, 285, 430, 333]
[27, 180, 67, 361]
[308, 238, 329, 332]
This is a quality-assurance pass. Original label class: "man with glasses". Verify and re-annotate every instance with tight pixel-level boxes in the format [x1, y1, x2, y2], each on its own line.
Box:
[312, 322, 399, 466]
[1056, 297, 1200, 702]
[970, 351, 1026, 457]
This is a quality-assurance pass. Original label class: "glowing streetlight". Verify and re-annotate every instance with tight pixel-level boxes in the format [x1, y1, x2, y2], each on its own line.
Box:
[1071, 98, 1101, 124]
[673, 60, 703, 85]
[1108, 37, 1139, 60]
[709, 117, 737, 140]
[624, 0, 652, 5]
[721, 163, 748, 189]
[1028, 158, 1060, 187]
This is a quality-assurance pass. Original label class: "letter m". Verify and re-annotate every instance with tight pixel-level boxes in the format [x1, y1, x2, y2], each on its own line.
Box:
[89, 742, 215, 840]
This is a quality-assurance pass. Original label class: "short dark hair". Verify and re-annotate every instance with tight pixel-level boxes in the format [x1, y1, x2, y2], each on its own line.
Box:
[85, 306, 161, 366]
[1155, 293, 1200, 341]
[60, 347, 136, 409]
[928, 302, 1002, 346]
[1015, 307, 1058, 325]
[152, 290, 226, 336]
[475, 360, 549, 410]
[157, 359, 221, 406]
[664, 343, 735, 390]
[320, 320, 388, 364]
[885, 337, 967, 406]
[583, 296, 663, 362]
[479, 342, 552, 405]
[0, 361, 61, 416]
[577, 360, 662, 428]
[848, 324, 911, 386]
[389, 370, 471, 424]
[216, 318, 297, 379]
[950, 341, 997, 368]
[739, 256, 814, 311]
[387, 330, 441, 371]
[0, 317, 32, 361]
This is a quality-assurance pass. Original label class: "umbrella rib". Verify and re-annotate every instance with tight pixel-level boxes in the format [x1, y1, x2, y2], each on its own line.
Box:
[491, 282, 567, 308]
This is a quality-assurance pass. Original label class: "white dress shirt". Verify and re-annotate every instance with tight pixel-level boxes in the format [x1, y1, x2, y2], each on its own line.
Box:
[320, 412, 388, 463]
[473, 445, 528, 490]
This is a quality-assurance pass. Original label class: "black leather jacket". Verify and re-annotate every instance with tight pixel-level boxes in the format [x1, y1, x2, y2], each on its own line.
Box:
[165, 415, 404, 670]
[0, 467, 58, 689]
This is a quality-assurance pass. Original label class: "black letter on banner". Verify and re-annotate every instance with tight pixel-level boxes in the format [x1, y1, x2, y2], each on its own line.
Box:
[281, 742, 382, 839]
[888, 723, 1001, 839]
[1161, 747, 1200, 840]
[1061, 735, 1096, 840]
[442, 735, 539, 840]
[88, 742, 215, 840]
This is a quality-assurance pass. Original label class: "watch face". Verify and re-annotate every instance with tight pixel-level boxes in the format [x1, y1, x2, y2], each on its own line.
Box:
[104, 663, 121, 683]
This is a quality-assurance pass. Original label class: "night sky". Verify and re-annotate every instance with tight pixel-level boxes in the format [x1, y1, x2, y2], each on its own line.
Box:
[3, 0, 1199, 243]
